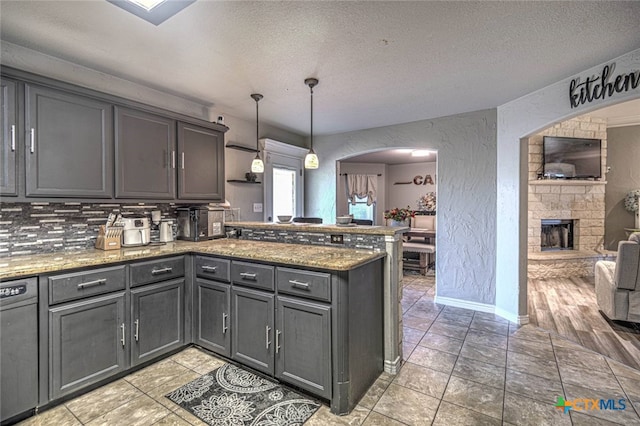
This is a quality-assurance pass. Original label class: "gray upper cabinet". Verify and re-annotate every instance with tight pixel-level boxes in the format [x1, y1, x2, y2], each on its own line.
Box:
[25, 84, 113, 198]
[115, 107, 176, 199]
[177, 122, 225, 201]
[0, 78, 18, 196]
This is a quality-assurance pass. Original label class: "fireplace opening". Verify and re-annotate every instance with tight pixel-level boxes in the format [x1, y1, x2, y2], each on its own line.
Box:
[541, 219, 574, 251]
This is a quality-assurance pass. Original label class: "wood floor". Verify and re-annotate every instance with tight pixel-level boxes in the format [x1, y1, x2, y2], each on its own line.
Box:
[528, 275, 640, 370]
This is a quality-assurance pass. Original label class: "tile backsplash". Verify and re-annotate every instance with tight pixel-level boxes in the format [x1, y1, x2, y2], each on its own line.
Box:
[0, 202, 187, 257]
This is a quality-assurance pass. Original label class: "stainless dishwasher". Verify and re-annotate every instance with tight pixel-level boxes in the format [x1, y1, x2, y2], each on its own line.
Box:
[1, 278, 38, 423]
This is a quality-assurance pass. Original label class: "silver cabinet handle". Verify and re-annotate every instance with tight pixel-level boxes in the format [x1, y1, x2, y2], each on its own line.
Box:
[222, 313, 228, 334]
[275, 329, 281, 354]
[151, 267, 172, 275]
[201, 265, 218, 272]
[240, 272, 257, 280]
[77, 279, 107, 289]
[134, 319, 139, 342]
[181, 152, 185, 169]
[30, 128, 35, 153]
[120, 323, 126, 347]
[289, 279, 310, 290]
[265, 325, 271, 349]
[171, 151, 176, 169]
[10, 125, 15, 151]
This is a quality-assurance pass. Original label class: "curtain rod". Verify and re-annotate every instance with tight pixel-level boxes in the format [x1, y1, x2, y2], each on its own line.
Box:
[339, 173, 382, 176]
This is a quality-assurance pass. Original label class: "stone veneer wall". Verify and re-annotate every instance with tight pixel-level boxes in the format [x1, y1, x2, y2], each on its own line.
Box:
[527, 115, 608, 253]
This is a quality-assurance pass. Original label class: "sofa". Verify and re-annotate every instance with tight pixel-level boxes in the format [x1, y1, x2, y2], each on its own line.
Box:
[595, 232, 640, 323]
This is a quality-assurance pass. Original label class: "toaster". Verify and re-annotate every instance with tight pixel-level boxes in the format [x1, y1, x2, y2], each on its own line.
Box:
[176, 206, 225, 241]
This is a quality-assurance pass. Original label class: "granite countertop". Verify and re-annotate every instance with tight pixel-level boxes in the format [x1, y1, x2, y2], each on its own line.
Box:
[0, 239, 386, 280]
[227, 221, 408, 235]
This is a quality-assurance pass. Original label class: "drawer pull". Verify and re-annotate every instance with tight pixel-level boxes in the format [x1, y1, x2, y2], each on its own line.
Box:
[265, 325, 271, 349]
[10, 125, 16, 151]
[151, 267, 173, 275]
[120, 323, 126, 347]
[202, 265, 218, 272]
[222, 313, 228, 334]
[289, 279, 310, 290]
[77, 279, 107, 289]
[240, 272, 257, 280]
[30, 128, 35, 153]
[275, 329, 281, 354]
[134, 319, 139, 342]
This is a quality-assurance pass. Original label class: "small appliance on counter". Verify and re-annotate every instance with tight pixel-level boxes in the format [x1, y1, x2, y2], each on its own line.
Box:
[159, 220, 174, 242]
[121, 214, 151, 247]
[176, 206, 225, 241]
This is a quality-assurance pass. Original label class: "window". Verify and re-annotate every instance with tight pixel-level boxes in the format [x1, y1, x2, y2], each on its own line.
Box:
[273, 167, 297, 217]
[348, 196, 375, 222]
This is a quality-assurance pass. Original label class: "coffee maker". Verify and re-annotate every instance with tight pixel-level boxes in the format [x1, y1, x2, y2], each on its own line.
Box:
[176, 206, 225, 241]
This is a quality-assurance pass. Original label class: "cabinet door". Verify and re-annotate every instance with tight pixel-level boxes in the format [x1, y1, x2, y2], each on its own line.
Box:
[177, 122, 224, 201]
[0, 78, 17, 196]
[276, 296, 331, 399]
[194, 278, 230, 357]
[25, 84, 113, 198]
[115, 107, 176, 199]
[49, 292, 126, 399]
[231, 286, 274, 375]
[131, 279, 184, 366]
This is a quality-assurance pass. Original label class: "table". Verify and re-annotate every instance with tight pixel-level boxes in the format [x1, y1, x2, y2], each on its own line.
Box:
[403, 228, 436, 273]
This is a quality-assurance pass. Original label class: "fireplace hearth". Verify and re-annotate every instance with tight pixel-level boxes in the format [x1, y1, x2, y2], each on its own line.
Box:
[541, 219, 574, 251]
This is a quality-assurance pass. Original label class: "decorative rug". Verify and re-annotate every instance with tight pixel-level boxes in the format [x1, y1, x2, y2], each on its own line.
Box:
[166, 363, 321, 425]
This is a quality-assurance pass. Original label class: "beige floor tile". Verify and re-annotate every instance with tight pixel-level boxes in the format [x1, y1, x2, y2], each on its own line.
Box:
[305, 404, 370, 426]
[459, 341, 507, 368]
[64, 379, 143, 423]
[169, 347, 226, 374]
[373, 383, 439, 426]
[432, 401, 501, 426]
[152, 412, 193, 425]
[503, 392, 570, 426]
[359, 378, 392, 410]
[17, 405, 81, 426]
[452, 356, 505, 389]
[144, 370, 201, 411]
[407, 345, 458, 375]
[125, 359, 191, 392]
[362, 411, 407, 425]
[172, 407, 209, 426]
[418, 332, 464, 355]
[442, 376, 503, 420]
[402, 315, 433, 331]
[392, 361, 449, 399]
[85, 394, 171, 426]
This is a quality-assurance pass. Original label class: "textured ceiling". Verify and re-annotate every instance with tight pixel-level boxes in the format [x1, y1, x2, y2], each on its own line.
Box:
[1, 1, 640, 136]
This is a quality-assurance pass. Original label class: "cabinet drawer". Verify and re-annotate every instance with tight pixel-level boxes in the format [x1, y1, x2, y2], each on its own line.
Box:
[276, 268, 331, 302]
[49, 265, 126, 305]
[195, 256, 230, 282]
[231, 261, 274, 291]
[130, 256, 184, 287]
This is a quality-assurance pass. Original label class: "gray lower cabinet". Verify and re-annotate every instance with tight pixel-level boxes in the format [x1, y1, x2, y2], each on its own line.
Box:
[231, 286, 275, 375]
[194, 278, 230, 357]
[177, 122, 225, 201]
[115, 106, 176, 199]
[49, 292, 127, 399]
[0, 77, 18, 196]
[130, 279, 184, 366]
[25, 83, 113, 198]
[275, 296, 331, 399]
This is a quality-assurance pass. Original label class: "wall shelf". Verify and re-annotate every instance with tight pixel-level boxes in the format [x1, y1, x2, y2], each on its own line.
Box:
[226, 143, 258, 153]
[227, 179, 262, 184]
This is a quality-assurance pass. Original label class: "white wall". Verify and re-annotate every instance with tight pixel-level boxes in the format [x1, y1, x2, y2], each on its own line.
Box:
[308, 109, 497, 306]
[387, 162, 437, 211]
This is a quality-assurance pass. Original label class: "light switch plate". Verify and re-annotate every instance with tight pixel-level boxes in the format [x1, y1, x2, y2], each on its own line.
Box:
[253, 203, 263, 213]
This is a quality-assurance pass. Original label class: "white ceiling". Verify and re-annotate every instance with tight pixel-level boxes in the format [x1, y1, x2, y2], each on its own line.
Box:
[1, 1, 640, 136]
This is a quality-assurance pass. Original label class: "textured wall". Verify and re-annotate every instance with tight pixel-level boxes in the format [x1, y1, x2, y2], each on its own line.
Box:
[605, 125, 640, 249]
[307, 110, 497, 305]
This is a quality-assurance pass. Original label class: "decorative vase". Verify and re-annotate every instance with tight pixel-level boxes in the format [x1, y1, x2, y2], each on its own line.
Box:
[389, 219, 408, 227]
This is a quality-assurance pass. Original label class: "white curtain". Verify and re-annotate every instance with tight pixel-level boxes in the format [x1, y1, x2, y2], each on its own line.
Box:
[346, 174, 378, 206]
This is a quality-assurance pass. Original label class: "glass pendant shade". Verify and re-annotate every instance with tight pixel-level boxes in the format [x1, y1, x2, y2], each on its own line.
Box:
[251, 154, 264, 173]
[304, 149, 319, 169]
[250, 93, 264, 173]
[304, 78, 319, 169]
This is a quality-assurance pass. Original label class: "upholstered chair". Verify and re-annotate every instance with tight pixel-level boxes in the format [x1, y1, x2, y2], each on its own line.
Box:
[595, 233, 640, 323]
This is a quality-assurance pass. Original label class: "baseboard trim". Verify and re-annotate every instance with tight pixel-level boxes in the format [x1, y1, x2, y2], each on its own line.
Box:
[494, 307, 530, 325]
[434, 296, 494, 314]
[383, 356, 401, 375]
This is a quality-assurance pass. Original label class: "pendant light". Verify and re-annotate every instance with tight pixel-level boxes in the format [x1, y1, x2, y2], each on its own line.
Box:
[304, 78, 319, 169]
[250, 93, 264, 173]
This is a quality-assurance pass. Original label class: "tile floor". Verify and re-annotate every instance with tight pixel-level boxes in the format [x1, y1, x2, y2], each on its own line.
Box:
[18, 273, 640, 425]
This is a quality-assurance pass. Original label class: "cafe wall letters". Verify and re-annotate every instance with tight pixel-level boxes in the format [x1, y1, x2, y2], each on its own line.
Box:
[394, 174, 436, 185]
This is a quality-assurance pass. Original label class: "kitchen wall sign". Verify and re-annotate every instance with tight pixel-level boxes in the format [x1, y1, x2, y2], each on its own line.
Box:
[569, 62, 640, 109]
[394, 174, 435, 185]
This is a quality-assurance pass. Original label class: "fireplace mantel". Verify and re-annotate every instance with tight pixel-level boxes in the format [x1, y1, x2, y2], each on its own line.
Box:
[529, 180, 607, 186]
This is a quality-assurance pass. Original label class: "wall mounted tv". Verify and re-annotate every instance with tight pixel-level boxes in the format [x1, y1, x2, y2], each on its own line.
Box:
[543, 136, 602, 179]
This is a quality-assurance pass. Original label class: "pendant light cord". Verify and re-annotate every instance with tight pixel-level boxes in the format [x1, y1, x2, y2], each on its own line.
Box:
[310, 83, 313, 152]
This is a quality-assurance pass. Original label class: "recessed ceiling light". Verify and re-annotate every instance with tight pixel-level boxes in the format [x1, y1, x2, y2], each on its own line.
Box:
[107, 0, 195, 25]
[127, 0, 166, 11]
[411, 150, 433, 157]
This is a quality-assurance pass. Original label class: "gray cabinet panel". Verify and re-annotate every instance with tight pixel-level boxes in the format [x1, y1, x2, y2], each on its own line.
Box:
[131, 279, 184, 366]
[231, 261, 274, 291]
[276, 267, 331, 302]
[177, 122, 224, 201]
[276, 296, 331, 399]
[115, 107, 176, 199]
[25, 84, 113, 198]
[48, 265, 126, 305]
[130, 256, 184, 288]
[0, 77, 18, 196]
[231, 286, 274, 375]
[195, 256, 230, 281]
[194, 278, 230, 357]
[49, 292, 126, 399]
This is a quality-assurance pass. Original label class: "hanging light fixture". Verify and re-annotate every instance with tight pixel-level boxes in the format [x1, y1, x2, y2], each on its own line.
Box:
[250, 93, 265, 173]
[304, 78, 319, 169]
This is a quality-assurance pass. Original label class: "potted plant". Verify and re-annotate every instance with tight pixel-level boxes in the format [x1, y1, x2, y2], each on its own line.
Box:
[624, 189, 640, 229]
[384, 206, 415, 226]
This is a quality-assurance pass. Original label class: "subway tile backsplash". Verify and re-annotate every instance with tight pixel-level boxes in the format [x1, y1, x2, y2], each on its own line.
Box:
[0, 202, 184, 257]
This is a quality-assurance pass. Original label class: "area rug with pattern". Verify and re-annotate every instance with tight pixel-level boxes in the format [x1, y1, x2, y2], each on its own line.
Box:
[166, 363, 321, 425]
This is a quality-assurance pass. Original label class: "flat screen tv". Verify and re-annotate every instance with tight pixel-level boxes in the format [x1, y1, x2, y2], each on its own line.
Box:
[543, 136, 601, 179]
